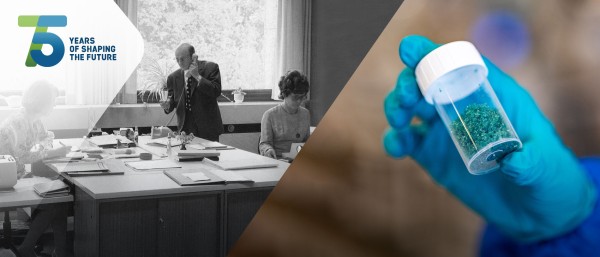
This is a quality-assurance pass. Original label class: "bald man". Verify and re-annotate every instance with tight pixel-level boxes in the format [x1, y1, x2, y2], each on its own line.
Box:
[160, 43, 223, 141]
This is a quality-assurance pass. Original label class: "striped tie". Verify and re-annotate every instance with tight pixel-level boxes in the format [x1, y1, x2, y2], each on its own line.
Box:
[186, 76, 193, 111]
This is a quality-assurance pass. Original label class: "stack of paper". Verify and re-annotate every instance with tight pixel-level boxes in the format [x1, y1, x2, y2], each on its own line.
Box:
[33, 180, 70, 198]
[173, 149, 220, 162]
[190, 141, 233, 150]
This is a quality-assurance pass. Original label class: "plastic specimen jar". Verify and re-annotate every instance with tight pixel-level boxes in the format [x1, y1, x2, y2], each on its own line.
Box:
[415, 41, 522, 175]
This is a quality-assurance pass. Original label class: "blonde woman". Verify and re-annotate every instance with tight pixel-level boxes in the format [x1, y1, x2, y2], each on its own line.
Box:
[0, 81, 71, 257]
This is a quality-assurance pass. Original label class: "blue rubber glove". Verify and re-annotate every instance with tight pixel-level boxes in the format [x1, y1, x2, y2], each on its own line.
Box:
[383, 35, 597, 242]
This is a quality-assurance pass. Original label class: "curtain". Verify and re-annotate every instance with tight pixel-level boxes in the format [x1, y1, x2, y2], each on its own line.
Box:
[269, 0, 312, 100]
[65, 0, 138, 105]
[114, 0, 139, 104]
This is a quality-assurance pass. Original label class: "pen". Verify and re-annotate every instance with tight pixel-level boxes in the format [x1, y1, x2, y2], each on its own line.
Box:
[59, 141, 66, 147]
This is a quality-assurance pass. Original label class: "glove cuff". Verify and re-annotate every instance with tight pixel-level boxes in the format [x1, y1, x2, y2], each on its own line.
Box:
[479, 157, 600, 257]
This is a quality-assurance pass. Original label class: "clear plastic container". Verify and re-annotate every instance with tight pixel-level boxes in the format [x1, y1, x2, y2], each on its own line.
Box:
[415, 41, 521, 175]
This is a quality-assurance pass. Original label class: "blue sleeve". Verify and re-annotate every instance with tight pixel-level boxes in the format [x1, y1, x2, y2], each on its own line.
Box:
[479, 157, 600, 257]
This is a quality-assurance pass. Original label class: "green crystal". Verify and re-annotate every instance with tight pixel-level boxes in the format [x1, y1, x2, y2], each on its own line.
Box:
[450, 103, 512, 157]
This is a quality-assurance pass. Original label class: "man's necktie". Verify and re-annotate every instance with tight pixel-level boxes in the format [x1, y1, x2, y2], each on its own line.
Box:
[186, 76, 193, 111]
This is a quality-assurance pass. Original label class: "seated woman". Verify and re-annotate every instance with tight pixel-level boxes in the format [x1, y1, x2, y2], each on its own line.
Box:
[0, 81, 72, 257]
[260, 70, 310, 159]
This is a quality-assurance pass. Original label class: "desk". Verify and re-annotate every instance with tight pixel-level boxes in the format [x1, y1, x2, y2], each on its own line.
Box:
[0, 177, 73, 255]
[55, 137, 288, 257]
[0, 177, 73, 209]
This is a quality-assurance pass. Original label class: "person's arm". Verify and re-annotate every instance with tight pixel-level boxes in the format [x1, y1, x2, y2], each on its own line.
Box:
[0, 125, 68, 175]
[162, 74, 176, 114]
[195, 62, 222, 98]
[479, 157, 600, 257]
[259, 111, 277, 158]
[383, 35, 596, 244]
[303, 111, 311, 142]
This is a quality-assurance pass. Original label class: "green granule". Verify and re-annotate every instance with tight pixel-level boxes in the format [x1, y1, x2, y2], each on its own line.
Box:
[450, 103, 511, 157]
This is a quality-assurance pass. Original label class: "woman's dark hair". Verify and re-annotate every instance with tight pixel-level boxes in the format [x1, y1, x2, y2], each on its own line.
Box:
[278, 70, 309, 100]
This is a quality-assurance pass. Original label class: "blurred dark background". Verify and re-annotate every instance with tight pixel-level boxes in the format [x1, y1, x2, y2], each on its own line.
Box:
[230, 1, 600, 256]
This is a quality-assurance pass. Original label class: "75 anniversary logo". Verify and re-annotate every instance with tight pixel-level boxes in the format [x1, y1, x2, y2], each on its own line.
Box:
[18, 15, 67, 67]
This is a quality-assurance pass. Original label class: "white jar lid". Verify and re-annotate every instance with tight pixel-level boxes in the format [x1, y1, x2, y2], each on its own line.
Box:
[415, 41, 488, 104]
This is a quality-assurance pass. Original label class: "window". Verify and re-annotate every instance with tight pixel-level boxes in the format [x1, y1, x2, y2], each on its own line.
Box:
[136, 0, 279, 92]
[1, 0, 310, 106]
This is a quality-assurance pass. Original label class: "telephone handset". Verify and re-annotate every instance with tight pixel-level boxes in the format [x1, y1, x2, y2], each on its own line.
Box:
[186, 53, 199, 73]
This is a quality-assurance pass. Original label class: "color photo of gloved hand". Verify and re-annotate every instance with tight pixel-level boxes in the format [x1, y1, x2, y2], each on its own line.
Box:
[383, 35, 597, 243]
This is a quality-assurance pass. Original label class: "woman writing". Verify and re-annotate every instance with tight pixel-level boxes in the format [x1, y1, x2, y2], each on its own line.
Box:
[260, 70, 310, 159]
[0, 81, 72, 257]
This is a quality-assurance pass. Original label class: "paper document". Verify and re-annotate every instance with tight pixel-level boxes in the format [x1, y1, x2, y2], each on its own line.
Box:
[211, 169, 253, 182]
[183, 172, 210, 181]
[147, 137, 182, 147]
[189, 141, 234, 150]
[163, 169, 225, 186]
[58, 162, 109, 173]
[88, 135, 132, 146]
[204, 158, 278, 170]
[125, 159, 182, 170]
[80, 147, 104, 153]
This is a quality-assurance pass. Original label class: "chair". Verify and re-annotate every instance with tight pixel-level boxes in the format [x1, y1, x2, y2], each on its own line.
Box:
[257, 135, 261, 154]
[0, 209, 30, 257]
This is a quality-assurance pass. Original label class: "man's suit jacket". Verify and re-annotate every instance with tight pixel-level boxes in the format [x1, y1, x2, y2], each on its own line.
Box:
[164, 60, 224, 140]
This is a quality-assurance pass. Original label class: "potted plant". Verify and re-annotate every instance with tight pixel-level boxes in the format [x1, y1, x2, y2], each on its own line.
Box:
[232, 87, 246, 103]
[138, 56, 175, 104]
[175, 131, 195, 150]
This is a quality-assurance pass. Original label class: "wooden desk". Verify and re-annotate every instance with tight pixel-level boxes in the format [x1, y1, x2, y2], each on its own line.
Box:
[56, 137, 288, 257]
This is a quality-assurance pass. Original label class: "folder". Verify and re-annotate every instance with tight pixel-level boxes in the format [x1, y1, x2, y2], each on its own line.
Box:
[164, 169, 225, 186]
[51, 161, 124, 177]
[33, 180, 70, 198]
[204, 158, 279, 170]
[60, 162, 109, 173]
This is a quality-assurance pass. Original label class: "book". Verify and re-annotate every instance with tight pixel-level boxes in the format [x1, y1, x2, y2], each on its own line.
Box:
[33, 180, 70, 198]
[164, 169, 225, 186]
[173, 149, 220, 157]
[174, 156, 204, 162]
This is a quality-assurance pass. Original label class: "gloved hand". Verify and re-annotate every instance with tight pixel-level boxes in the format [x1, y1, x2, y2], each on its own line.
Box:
[383, 35, 597, 242]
